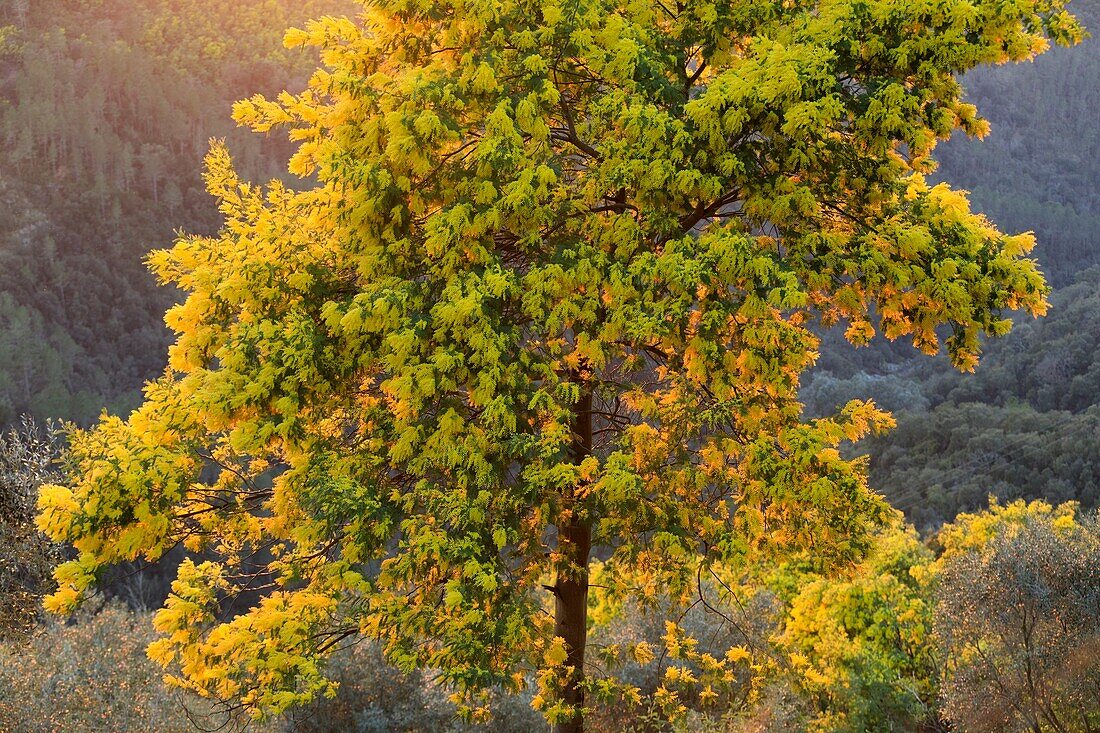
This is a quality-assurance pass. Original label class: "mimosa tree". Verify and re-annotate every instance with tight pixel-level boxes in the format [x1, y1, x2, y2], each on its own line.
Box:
[38, 0, 1081, 729]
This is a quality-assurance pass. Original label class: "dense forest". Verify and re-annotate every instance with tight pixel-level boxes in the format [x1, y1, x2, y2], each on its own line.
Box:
[0, 0, 356, 424]
[1, 0, 1098, 731]
[802, 268, 1100, 527]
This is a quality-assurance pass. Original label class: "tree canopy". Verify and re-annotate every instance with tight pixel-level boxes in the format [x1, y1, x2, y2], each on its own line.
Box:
[37, 0, 1081, 730]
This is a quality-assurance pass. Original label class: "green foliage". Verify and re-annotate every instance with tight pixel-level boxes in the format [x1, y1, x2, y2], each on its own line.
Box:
[773, 525, 942, 732]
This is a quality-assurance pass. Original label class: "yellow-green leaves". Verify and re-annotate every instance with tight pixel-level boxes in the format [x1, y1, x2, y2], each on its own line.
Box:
[149, 561, 340, 714]
[774, 525, 940, 731]
[38, 0, 1079, 724]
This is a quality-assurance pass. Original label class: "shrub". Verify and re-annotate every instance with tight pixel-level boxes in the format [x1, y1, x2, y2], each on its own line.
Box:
[282, 640, 543, 733]
[936, 509, 1100, 733]
[0, 603, 223, 732]
[0, 417, 61, 638]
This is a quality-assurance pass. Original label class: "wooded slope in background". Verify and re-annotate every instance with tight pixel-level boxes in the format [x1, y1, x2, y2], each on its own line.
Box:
[0, 0, 355, 425]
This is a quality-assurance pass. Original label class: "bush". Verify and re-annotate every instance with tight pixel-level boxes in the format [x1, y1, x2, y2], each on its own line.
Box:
[0, 417, 61, 638]
[282, 640, 543, 733]
[772, 527, 945, 733]
[936, 508, 1100, 733]
[1, 601, 542, 733]
[0, 603, 224, 732]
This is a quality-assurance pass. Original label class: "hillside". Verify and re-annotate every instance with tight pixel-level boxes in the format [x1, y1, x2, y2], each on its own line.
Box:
[0, 0, 355, 424]
[935, 0, 1100, 286]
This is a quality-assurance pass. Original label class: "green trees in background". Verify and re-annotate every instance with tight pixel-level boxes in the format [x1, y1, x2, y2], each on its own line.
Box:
[924, 269, 1100, 414]
[934, 0, 1100, 288]
[0, 0, 356, 425]
[33, 0, 1084, 729]
[1, 0, 357, 191]
[871, 403, 1100, 528]
[799, 268, 1100, 528]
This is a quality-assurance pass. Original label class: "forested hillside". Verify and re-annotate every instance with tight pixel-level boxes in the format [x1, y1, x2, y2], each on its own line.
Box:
[803, 268, 1100, 526]
[0, 0, 354, 425]
[795, 0, 1100, 524]
[935, 0, 1100, 287]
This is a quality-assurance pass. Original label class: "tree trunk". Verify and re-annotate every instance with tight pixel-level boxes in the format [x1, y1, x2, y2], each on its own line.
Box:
[553, 388, 592, 733]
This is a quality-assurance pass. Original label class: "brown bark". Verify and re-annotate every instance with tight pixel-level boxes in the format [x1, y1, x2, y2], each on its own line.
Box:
[553, 388, 593, 733]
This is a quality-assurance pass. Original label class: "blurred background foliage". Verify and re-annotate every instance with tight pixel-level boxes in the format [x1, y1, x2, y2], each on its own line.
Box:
[0, 0, 357, 426]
